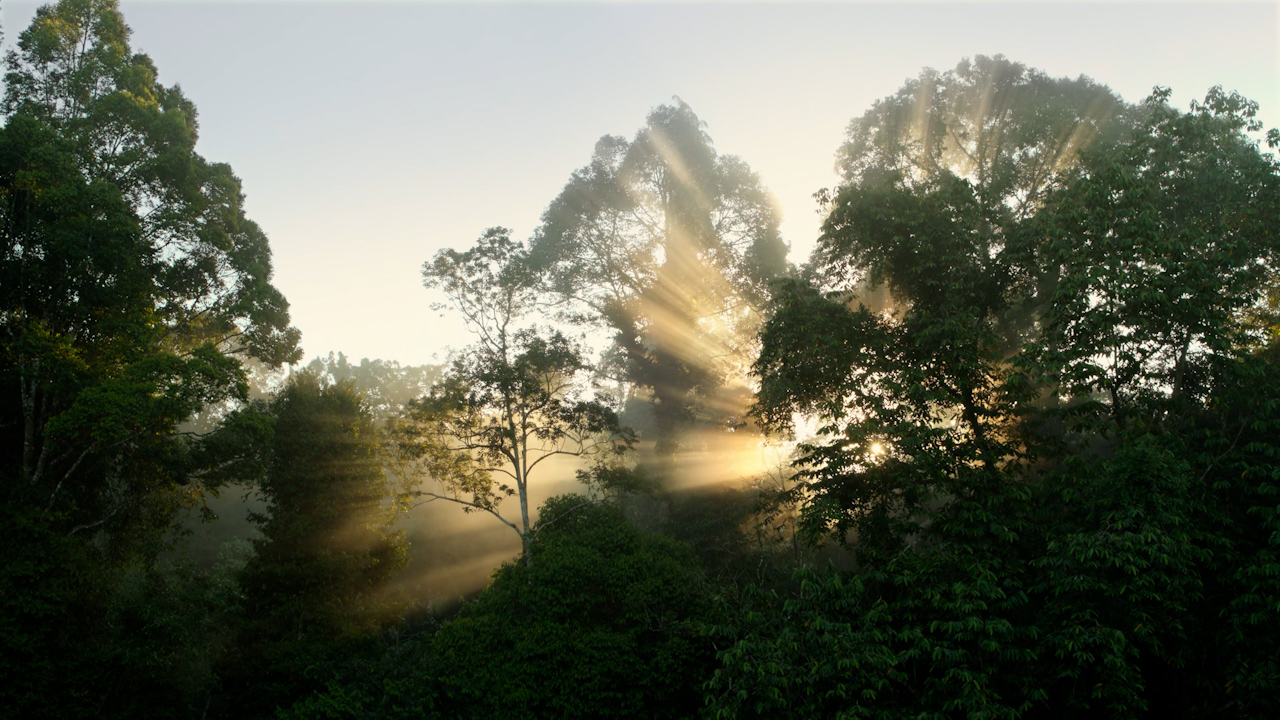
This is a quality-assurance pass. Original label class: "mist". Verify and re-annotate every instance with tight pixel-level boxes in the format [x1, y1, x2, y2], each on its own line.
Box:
[6, 1, 1278, 718]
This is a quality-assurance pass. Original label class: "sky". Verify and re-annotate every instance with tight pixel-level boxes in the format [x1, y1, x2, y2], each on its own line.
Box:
[4, 1, 1278, 367]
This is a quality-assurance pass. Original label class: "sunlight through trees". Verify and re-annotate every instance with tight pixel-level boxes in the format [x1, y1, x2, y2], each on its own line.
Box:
[1, 2, 1277, 716]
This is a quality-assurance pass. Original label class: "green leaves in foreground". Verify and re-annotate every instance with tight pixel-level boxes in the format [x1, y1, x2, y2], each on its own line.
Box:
[707, 434, 1278, 718]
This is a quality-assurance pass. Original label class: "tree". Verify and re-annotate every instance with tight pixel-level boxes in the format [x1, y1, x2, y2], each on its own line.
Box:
[231, 373, 407, 717]
[97, 549, 249, 719]
[528, 101, 789, 454]
[1017, 86, 1280, 422]
[0, 2, 299, 714]
[753, 57, 1143, 547]
[0, 0, 300, 548]
[393, 229, 635, 562]
[304, 352, 443, 425]
[831, 54, 1130, 217]
[277, 497, 716, 720]
[717, 64, 1280, 717]
[428, 496, 714, 719]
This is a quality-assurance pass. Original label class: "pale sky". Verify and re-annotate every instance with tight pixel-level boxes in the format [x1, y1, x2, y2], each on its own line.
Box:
[4, 1, 1278, 366]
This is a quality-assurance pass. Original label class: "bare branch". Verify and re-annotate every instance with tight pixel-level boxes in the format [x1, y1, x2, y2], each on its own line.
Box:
[409, 491, 521, 537]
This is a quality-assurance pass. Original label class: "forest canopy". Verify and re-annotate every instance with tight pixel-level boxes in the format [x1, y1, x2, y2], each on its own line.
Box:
[1, 2, 1277, 719]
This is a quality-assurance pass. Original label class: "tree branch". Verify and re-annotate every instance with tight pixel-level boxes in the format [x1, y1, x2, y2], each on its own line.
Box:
[409, 491, 521, 537]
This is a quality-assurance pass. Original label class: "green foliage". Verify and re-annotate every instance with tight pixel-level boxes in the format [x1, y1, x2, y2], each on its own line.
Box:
[0, 502, 113, 718]
[277, 628, 440, 720]
[98, 550, 248, 719]
[429, 496, 714, 719]
[1183, 351, 1280, 715]
[279, 496, 717, 720]
[0, 0, 300, 566]
[1016, 86, 1280, 421]
[228, 374, 407, 717]
[834, 54, 1130, 215]
[706, 433, 1273, 719]
[0, 2, 297, 715]
[3, 24, 1276, 717]
[398, 229, 634, 557]
[0, 511, 248, 719]
[724, 61, 1280, 718]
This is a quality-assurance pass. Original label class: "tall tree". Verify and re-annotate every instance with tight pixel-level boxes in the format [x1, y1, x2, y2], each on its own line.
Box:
[529, 101, 789, 454]
[393, 229, 635, 562]
[231, 373, 407, 717]
[0, 2, 299, 714]
[1017, 86, 1280, 420]
[754, 57, 1139, 544]
[0, 0, 300, 545]
[719, 67, 1280, 716]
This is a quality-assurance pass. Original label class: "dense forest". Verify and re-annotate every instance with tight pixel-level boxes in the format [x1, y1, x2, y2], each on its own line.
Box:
[2, 1, 1278, 718]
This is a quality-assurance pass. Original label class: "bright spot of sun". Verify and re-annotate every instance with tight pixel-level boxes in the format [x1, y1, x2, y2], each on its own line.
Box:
[870, 442, 884, 456]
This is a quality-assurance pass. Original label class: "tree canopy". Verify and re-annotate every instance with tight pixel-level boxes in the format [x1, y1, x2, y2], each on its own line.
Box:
[0, 1, 299, 716]
[304, 352, 442, 424]
[2, 5, 1278, 714]
[230, 373, 407, 716]
[393, 229, 635, 560]
[0, 0, 300, 545]
[832, 54, 1131, 216]
[713, 62, 1280, 718]
[529, 101, 790, 453]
